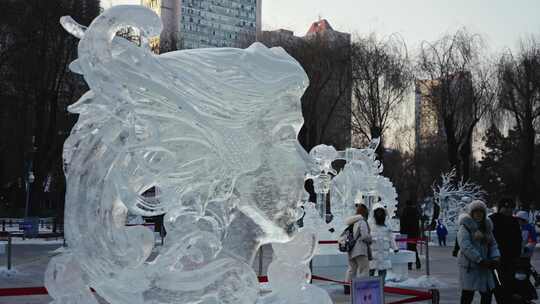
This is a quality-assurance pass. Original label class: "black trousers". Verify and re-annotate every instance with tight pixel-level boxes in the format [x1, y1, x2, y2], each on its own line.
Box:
[494, 262, 516, 303]
[438, 235, 447, 246]
[407, 242, 421, 268]
[461, 290, 492, 304]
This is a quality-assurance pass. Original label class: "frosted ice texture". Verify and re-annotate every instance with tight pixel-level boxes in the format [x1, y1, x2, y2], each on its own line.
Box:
[259, 229, 332, 304]
[431, 170, 485, 229]
[45, 5, 329, 304]
[304, 139, 399, 239]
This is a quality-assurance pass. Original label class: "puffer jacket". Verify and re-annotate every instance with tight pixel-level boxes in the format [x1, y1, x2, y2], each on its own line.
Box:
[457, 202, 500, 292]
[369, 223, 398, 270]
[368, 203, 398, 270]
[345, 214, 371, 258]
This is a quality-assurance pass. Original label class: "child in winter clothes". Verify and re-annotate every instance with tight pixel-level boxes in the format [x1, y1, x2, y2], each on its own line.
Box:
[436, 219, 448, 246]
[369, 203, 398, 283]
[516, 211, 537, 258]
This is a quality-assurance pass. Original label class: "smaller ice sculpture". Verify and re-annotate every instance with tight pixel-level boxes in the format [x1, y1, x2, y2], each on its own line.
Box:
[432, 169, 485, 229]
[307, 145, 338, 218]
[303, 139, 399, 239]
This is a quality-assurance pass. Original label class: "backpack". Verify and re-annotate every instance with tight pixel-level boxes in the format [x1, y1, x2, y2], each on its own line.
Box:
[338, 224, 361, 253]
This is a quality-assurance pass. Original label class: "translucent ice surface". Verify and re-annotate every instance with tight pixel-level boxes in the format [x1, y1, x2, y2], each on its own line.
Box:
[432, 170, 485, 230]
[46, 5, 330, 304]
[304, 140, 399, 236]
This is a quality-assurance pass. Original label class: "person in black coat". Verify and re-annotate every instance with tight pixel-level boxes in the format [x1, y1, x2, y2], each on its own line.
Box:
[400, 199, 421, 270]
[489, 198, 523, 303]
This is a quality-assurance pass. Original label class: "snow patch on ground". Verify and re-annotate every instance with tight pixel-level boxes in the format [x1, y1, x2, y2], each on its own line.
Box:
[9, 238, 64, 245]
[49, 246, 66, 254]
[387, 275, 448, 289]
[0, 267, 21, 278]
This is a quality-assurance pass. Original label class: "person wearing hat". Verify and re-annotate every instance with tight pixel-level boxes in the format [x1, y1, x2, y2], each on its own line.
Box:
[514, 210, 539, 302]
[368, 203, 399, 283]
[343, 203, 372, 294]
[489, 198, 523, 303]
[457, 200, 500, 304]
[516, 211, 537, 258]
[400, 199, 421, 270]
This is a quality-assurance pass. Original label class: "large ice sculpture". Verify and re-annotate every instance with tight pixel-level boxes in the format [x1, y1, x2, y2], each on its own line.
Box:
[45, 5, 329, 304]
[303, 139, 399, 239]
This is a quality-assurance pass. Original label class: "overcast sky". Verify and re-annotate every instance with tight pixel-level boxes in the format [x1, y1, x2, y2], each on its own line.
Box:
[105, 0, 540, 52]
[263, 0, 540, 52]
[103, 0, 540, 150]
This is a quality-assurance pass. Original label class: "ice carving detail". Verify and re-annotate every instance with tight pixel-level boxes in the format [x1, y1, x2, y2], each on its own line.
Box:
[46, 5, 330, 304]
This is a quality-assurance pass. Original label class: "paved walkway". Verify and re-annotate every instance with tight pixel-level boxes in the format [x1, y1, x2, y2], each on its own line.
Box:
[1, 241, 539, 303]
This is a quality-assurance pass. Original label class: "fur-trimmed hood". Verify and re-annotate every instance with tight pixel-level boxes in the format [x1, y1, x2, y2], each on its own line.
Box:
[458, 200, 493, 232]
[458, 213, 494, 232]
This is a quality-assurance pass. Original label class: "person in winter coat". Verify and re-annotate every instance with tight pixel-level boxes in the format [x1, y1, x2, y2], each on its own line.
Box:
[514, 210, 539, 302]
[516, 211, 537, 258]
[400, 199, 421, 269]
[344, 203, 372, 294]
[457, 200, 500, 304]
[369, 203, 399, 283]
[489, 198, 522, 303]
[436, 219, 448, 247]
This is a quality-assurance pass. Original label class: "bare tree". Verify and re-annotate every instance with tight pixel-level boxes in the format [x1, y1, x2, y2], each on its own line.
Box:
[496, 37, 540, 204]
[0, 0, 100, 216]
[350, 33, 413, 156]
[416, 29, 496, 180]
[258, 30, 352, 151]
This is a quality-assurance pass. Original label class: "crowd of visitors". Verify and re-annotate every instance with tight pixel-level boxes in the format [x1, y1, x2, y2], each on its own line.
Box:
[340, 197, 539, 303]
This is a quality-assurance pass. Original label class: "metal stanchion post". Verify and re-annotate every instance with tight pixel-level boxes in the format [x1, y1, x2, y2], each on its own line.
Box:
[7, 236, 12, 270]
[425, 231, 430, 276]
[258, 246, 263, 276]
[430, 289, 440, 303]
[160, 224, 164, 246]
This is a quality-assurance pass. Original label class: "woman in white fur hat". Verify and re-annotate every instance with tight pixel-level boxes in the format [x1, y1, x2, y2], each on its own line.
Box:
[457, 200, 500, 304]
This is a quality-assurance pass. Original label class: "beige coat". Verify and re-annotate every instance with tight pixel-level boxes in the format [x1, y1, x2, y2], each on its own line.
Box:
[345, 215, 372, 258]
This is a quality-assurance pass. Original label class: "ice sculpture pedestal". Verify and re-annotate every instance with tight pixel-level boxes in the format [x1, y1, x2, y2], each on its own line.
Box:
[312, 247, 416, 283]
[312, 243, 348, 281]
[388, 250, 416, 282]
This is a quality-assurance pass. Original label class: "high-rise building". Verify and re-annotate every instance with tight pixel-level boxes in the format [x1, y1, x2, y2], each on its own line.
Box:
[141, 0, 261, 51]
[260, 20, 352, 151]
[415, 72, 473, 152]
[415, 78, 446, 150]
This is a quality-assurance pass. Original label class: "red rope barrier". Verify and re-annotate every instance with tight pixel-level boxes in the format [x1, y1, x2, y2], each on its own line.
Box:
[318, 238, 427, 245]
[0, 287, 48, 297]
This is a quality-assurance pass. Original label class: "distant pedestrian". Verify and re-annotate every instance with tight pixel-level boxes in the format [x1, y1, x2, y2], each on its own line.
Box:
[514, 210, 538, 302]
[343, 203, 372, 294]
[457, 200, 500, 304]
[490, 198, 522, 303]
[436, 219, 448, 247]
[400, 199, 421, 270]
[369, 203, 399, 283]
[515, 211, 537, 258]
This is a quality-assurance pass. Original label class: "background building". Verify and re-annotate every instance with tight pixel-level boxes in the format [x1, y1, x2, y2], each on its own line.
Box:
[415, 72, 473, 154]
[261, 19, 352, 151]
[415, 79, 446, 150]
[142, 0, 262, 51]
[414, 72, 474, 194]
